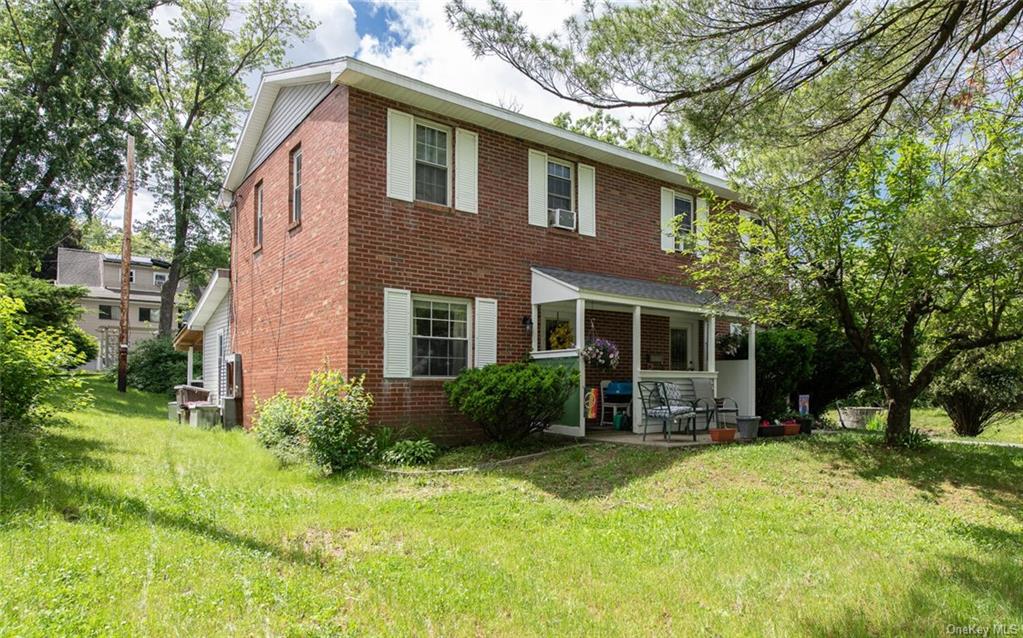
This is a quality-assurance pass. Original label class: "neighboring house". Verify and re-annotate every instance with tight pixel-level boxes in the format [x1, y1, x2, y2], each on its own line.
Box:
[222, 57, 756, 442]
[56, 247, 176, 370]
[173, 269, 236, 419]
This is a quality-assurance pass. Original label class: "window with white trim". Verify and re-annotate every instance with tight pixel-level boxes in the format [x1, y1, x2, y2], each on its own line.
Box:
[254, 181, 264, 246]
[99, 305, 114, 320]
[412, 298, 468, 377]
[673, 193, 694, 249]
[290, 146, 302, 224]
[154, 272, 167, 287]
[415, 123, 449, 205]
[128, 269, 136, 284]
[547, 158, 573, 213]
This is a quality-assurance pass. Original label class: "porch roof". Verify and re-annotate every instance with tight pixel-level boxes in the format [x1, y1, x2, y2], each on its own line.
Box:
[531, 266, 721, 313]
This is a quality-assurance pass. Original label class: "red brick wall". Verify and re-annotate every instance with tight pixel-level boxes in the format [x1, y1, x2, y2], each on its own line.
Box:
[343, 88, 703, 441]
[230, 86, 350, 427]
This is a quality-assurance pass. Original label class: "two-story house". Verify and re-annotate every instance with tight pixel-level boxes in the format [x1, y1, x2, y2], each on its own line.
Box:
[56, 247, 175, 370]
[222, 58, 757, 442]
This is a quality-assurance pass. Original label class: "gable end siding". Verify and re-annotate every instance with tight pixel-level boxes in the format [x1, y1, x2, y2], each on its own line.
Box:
[247, 82, 333, 176]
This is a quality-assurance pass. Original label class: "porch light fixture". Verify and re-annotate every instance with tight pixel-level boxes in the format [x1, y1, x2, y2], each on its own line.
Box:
[522, 315, 534, 334]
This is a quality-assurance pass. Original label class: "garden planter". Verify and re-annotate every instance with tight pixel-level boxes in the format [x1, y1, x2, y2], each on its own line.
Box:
[736, 417, 760, 441]
[782, 421, 801, 436]
[709, 427, 737, 443]
[759, 424, 785, 437]
[797, 417, 814, 435]
[837, 406, 885, 429]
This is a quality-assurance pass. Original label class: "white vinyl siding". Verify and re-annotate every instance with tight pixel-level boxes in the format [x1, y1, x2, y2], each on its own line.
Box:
[577, 163, 595, 236]
[527, 149, 548, 227]
[247, 82, 332, 174]
[454, 128, 478, 213]
[202, 293, 231, 405]
[474, 298, 498, 367]
[383, 288, 413, 378]
[386, 109, 415, 202]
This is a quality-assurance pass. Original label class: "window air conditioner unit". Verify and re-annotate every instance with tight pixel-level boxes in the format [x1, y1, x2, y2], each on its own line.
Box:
[549, 208, 576, 230]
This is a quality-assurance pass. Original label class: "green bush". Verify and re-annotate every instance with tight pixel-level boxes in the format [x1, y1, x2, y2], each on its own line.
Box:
[755, 329, 816, 421]
[0, 273, 98, 364]
[124, 337, 186, 395]
[0, 289, 90, 430]
[932, 345, 1023, 437]
[300, 371, 376, 473]
[381, 438, 439, 466]
[253, 391, 305, 465]
[445, 362, 578, 442]
[864, 413, 886, 432]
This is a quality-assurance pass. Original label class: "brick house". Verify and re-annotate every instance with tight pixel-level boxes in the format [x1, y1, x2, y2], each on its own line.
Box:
[222, 58, 757, 442]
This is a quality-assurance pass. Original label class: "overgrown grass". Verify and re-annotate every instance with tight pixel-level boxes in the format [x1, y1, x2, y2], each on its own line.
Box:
[2, 375, 1022, 636]
[911, 407, 1023, 444]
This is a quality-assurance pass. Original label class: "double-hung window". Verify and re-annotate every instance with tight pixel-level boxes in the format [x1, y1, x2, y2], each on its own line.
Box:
[290, 147, 302, 225]
[412, 298, 468, 377]
[128, 269, 136, 284]
[673, 193, 694, 249]
[415, 123, 449, 205]
[547, 159, 573, 212]
[99, 305, 114, 320]
[139, 307, 152, 323]
[154, 272, 167, 287]
[254, 181, 264, 246]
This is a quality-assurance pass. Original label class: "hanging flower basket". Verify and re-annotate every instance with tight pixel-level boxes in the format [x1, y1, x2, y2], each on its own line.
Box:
[582, 338, 620, 371]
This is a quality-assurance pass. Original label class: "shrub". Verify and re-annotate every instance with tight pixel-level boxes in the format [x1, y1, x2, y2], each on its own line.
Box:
[381, 438, 439, 466]
[124, 337, 186, 395]
[755, 329, 816, 421]
[300, 371, 375, 473]
[0, 273, 98, 364]
[445, 362, 578, 442]
[864, 413, 886, 432]
[932, 345, 1023, 437]
[253, 391, 305, 465]
[0, 289, 90, 430]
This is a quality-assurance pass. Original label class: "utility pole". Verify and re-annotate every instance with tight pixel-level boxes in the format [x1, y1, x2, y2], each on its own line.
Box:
[116, 135, 135, 393]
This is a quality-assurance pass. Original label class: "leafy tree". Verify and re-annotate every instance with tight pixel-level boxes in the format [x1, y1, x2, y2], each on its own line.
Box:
[690, 102, 1023, 445]
[448, 0, 1023, 166]
[0, 0, 158, 273]
[0, 273, 97, 363]
[79, 217, 172, 260]
[932, 345, 1023, 437]
[124, 337, 185, 395]
[138, 0, 313, 336]
[754, 329, 816, 421]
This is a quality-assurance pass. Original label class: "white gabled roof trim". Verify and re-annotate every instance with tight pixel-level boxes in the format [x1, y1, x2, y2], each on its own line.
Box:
[187, 269, 230, 332]
[222, 57, 740, 202]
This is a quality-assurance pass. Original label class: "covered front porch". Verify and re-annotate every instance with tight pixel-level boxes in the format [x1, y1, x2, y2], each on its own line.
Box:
[530, 267, 756, 440]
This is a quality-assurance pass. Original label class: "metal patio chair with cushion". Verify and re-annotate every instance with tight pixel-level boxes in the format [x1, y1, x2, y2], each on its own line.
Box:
[692, 378, 740, 428]
[637, 382, 692, 441]
[663, 380, 715, 442]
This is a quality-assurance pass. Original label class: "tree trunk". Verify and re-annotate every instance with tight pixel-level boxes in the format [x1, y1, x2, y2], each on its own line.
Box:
[158, 166, 190, 338]
[884, 393, 912, 445]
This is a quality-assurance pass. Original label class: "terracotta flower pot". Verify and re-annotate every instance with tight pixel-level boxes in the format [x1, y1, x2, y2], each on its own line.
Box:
[782, 421, 801, 436]
[709, 427, 737, 443]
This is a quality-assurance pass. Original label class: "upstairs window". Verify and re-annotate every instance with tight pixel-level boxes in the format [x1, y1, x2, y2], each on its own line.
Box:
[99, 305, 114, 320]
[415, 123, 449, 205]
[254, 181, 264, 246]
[412, 298, 468, 377]
[128, 269, 136, 284]
[547, 159, 573, 212]
[154, 272, 167, 287]
[139, 307, 152, 323]
[290, 146, 302, 225]
[673, 194, 694, 249]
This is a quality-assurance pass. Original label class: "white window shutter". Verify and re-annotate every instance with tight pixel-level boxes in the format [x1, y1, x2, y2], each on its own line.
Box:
[577, 163, 596, 236]
[695, 196, 710, 249]
[527, 149, 548, 227]
[660, 187, 675, 252]
[454, 128, 479, 214]
[383, 288, 412, 378]
[386, 109, 414, 202]
[474, 297, 498, 367]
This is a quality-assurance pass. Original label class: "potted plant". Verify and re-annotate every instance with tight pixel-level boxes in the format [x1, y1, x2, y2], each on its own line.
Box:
[781, 410, 814, 435]
[758, 418, 785, 437]
[581, 338, 621, 371]
[781, 417, 801, 436]
[736, 416, 760, 441]
[709, 422, 737, 443]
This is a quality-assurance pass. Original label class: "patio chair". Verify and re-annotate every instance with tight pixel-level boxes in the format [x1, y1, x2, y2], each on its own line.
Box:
[599, 380, 632, 427]
[692, 378, 740, 428]
[663, 380, 715, 442]
[637, 382, 692, 441]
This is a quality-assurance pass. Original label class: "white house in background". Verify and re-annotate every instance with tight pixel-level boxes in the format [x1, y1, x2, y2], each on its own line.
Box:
[173, 269, 237, 422]
[56, 247, 178, 370]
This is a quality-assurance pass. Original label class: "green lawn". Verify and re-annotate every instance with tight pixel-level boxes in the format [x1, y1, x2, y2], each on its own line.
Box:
[911, 407, 1023, 444]
[2, 376, 1022, 636]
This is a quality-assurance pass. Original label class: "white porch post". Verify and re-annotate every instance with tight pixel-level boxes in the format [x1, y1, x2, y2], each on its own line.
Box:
[186, 346, 194, 386]
[748, 323, 757, 415]
[706, 315, 716, 395]
[531, 303, 539, 352]
[632, 305, 641, 432]
[576, 298, 586, 434]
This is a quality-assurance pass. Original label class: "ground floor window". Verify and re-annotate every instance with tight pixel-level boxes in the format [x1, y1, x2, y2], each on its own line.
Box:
[412, 298, 469, 377]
